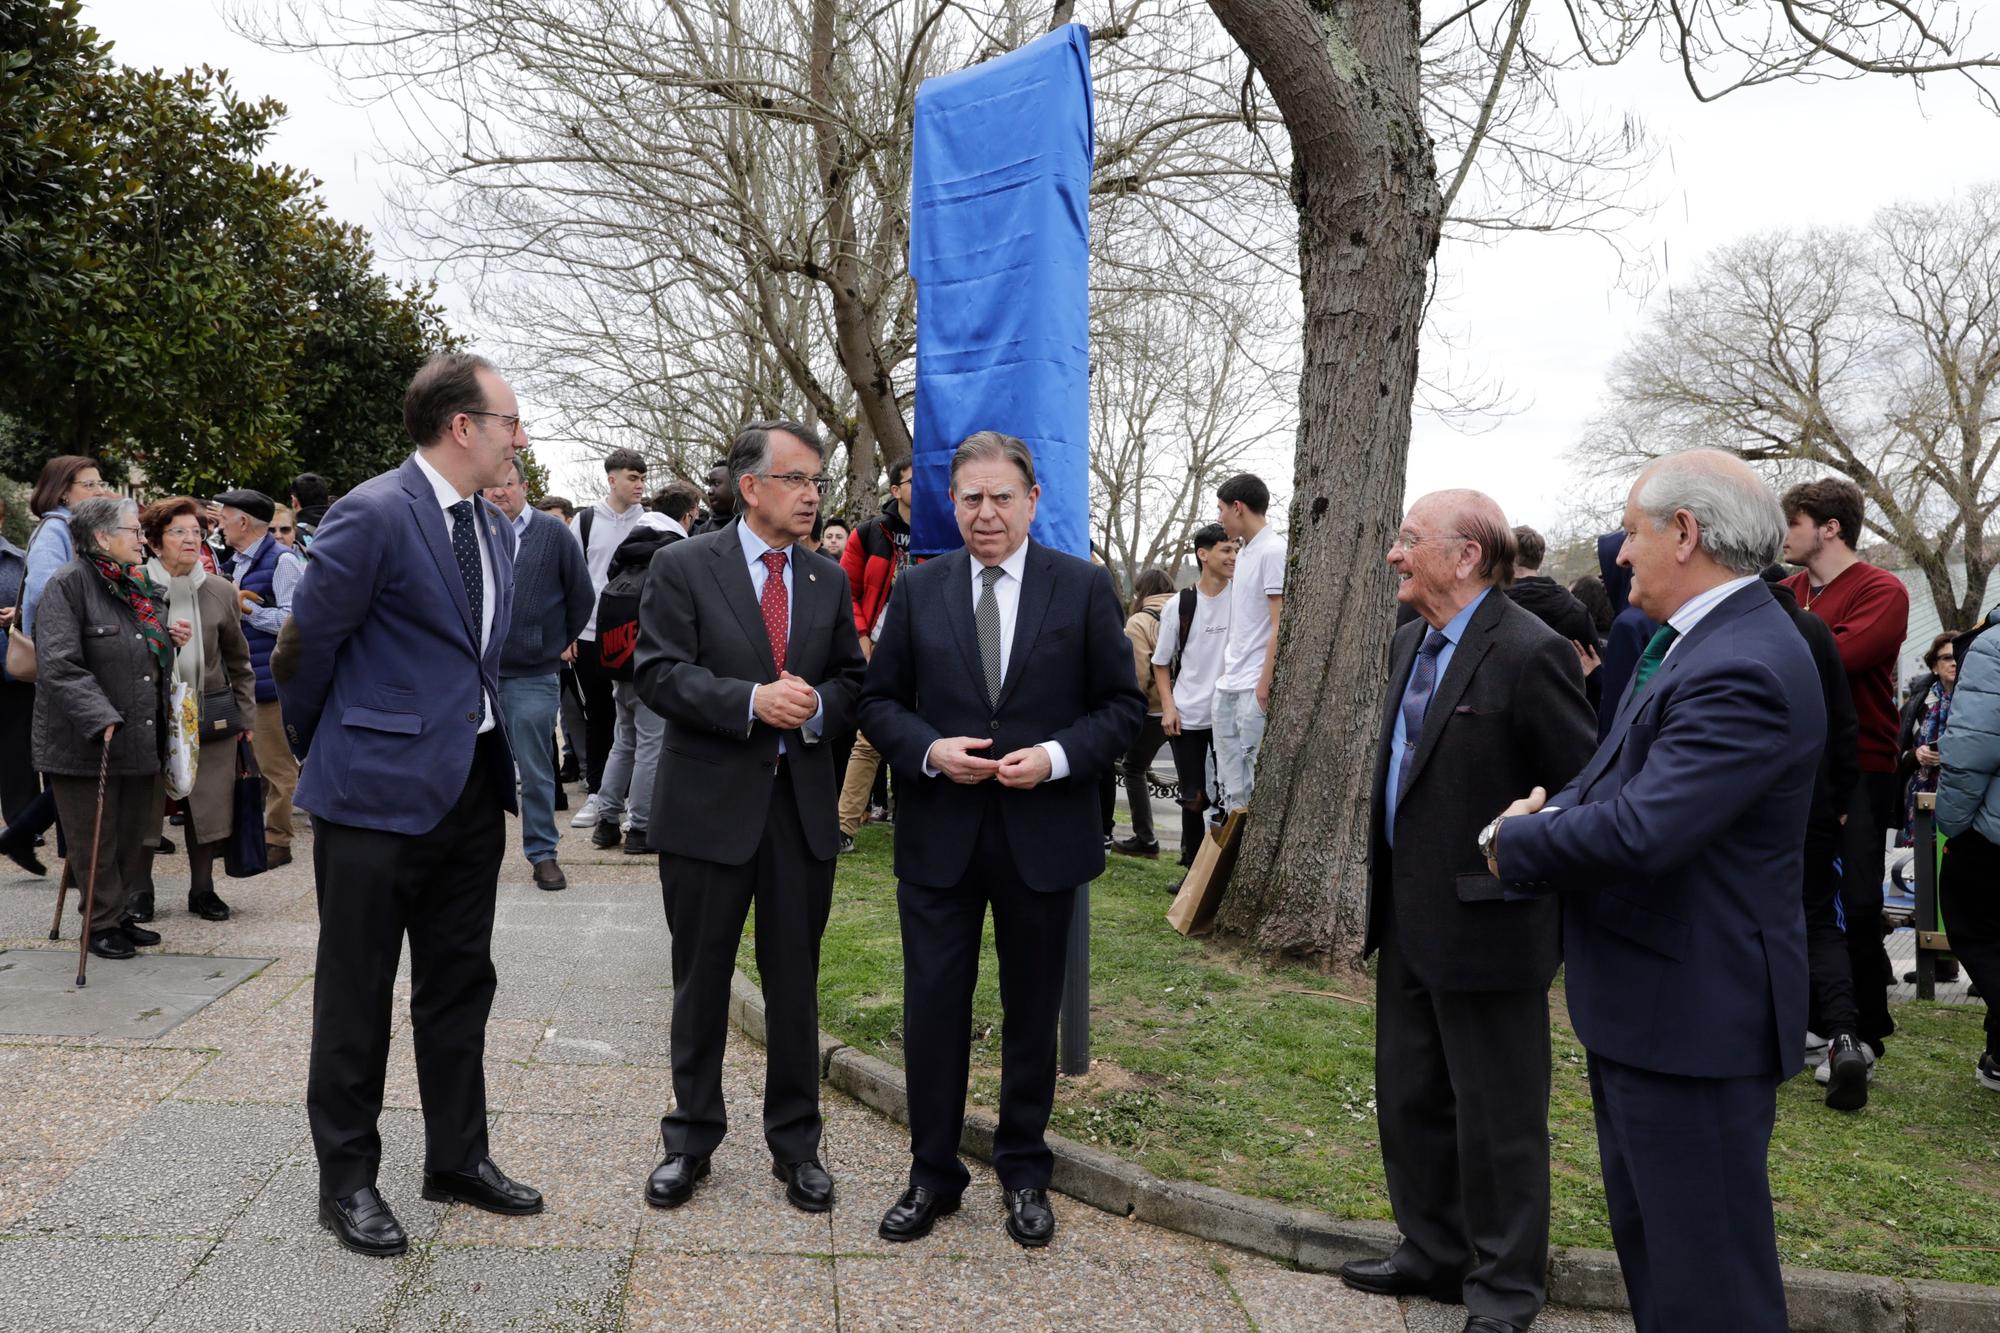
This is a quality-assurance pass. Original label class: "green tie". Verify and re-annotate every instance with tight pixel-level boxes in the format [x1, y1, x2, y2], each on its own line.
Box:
[1630, 623, 1681, 696]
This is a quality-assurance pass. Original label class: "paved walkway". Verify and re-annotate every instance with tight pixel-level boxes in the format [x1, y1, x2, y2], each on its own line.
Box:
[0, 804, 1632, 1331]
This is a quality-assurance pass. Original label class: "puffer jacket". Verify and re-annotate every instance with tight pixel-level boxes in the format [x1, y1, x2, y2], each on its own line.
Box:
[31, 556, 169, 777]
[1936, 610, 2000, 841]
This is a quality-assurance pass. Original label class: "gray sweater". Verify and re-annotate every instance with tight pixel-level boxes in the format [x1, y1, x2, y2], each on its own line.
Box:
[500, 508, 595, 678]
[32, 557, 169, 777]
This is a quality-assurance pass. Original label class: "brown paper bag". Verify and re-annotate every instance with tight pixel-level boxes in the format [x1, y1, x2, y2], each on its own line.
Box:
[1167, 809, 1246, 937]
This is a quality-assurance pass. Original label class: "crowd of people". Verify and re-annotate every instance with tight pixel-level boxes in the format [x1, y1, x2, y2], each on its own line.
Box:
[16, 348, 2000, 1333]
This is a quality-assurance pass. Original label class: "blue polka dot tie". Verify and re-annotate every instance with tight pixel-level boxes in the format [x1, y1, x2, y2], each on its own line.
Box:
[448, 500, 482, 641]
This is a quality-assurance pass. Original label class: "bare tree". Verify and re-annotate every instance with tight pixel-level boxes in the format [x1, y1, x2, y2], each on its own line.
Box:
[1585, 182, 2000, 628]
[1201, 0, 2000, 969]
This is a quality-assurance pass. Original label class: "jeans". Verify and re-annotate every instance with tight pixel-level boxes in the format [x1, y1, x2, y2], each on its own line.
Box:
[597, 680, 665, 834]
[1120, 715, 1169, 844]
[1166, 726, 1216, 867]
[1213, 688, 1266, 812]
[499, 673, 562, 866]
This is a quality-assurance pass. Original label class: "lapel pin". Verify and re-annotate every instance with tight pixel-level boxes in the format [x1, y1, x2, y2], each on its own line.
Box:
[809, 572, 817, 582]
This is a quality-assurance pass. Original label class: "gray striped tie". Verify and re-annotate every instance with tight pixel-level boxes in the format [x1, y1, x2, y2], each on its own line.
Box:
[976, 565, 1004, 705]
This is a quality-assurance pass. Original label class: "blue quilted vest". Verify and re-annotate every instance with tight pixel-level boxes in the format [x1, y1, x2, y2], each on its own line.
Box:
[233, 536, 282, 703]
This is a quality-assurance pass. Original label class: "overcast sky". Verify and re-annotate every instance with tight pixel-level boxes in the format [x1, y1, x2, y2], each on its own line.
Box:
[81, 0, 2000, 524]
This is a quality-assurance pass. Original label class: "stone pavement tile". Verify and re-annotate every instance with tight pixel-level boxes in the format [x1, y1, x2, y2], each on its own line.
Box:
[1403, 1298, 1632, 1332]
[433, 1113, 655, 1250]
[22, 1100, 302, 1238]
[152, 969, 308, 1048]
[0, 1235, 209, 1331]
[0, 1156, 73, 1229]
[173, 1025, 309, 1104]
[624, 1250, 837, 1331]
[833, 1253, 1250, 1331]
[827, 1177, 1226, 1266]
[231, 1109, 448, 1246]
[492, 1060, 668, 1117]
[1226, 1266, 1406, 1333]
[146, 1236, 414, 1332]
[391, 1243, 628, 1331]
[489, 980, 577, 1026]
[635, 1134, 835, 1257]
[0, 1094, 157, 1161]
[0, 1043, 210, 1100]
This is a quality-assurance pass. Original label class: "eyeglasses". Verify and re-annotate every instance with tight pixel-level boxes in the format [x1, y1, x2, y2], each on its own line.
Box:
[112, 525, 143, 539]
[762, 472, 830, 495]
[274, 525, 295, 535]
[163, 525, 203, 541]
[78, 479, 113, 494]
[1389, 531, 1469, 553]
[463, 410, 528, 435]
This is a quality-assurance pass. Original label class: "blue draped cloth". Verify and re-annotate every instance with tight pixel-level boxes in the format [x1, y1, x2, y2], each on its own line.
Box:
[908, 24, 1094, 557]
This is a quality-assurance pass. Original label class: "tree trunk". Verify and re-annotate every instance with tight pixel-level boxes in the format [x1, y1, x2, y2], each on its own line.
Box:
[1204, 0, 1439, 967]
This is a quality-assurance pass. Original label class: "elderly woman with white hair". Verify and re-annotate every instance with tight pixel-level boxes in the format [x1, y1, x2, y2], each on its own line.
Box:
[32, 495, 189, 960]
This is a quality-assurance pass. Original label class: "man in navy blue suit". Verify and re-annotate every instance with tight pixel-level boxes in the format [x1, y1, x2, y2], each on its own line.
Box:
[1487, 449, 1821, 1332]
[282, 353, 543, 1258]
[858, 431, 1144, 1249]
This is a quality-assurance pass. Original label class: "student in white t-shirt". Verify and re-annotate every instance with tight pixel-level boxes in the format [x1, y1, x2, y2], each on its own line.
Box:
[1213, 473, 1285, 811]
[1150, 524, 1235, 881]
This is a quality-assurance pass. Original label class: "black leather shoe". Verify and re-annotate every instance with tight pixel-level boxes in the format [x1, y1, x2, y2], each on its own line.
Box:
[644, 1153, 709, 1208]
[878, 1185, 960, 1242]
[1463, 1319, 1522, 1333]
[1339, 1255, 1465, 1302]
[773, 1158, 833, 1213]
[1004, 1187, 1055, 1247]
[622, 829, 656, 856]
[189, 890, 231, 922]
[0, 832, 47, 877]
[532, 860, 567, 892]
[120, 920, 162, 947]
[265, 844, 292, 867]
[1111, 835, 1159, 859]
[591, 819, 622, 850]
[319, 1187, 409, 1257]
[422, 1157, 544, 1214]
[1824, 1033, 1871, 1112]
[87, 929, 135, 960]
[128, 890, 155, 923]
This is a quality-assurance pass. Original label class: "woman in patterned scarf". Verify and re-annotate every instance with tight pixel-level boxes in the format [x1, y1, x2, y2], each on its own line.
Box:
[1900, 631, 1961, 845]
[31, 497, 190, 961]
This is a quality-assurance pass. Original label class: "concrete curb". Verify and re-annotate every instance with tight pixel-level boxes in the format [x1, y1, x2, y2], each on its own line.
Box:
[726, 970, 2000, 1330]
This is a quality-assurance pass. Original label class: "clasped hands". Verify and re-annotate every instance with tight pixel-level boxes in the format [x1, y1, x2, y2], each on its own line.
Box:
[930, 736, 1051, 789]
[752, 671, 820, 730]
[1484, 785, 1548, 877]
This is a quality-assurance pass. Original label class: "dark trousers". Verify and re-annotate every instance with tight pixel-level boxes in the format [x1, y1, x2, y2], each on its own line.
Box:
[1119, 715, 1168, 845]
[51, 772, 154, 934]
[573, 649, 616, 795]
[306, 733, 506, 1198]
[1375, 917, 1550, 1326]
[1838, 771, 1898, 1050]
[557, 663, 588, 778]
[0, 681, 38, 823]
[659, 766, 832, 1163]
[1802, 824, 1859, 1039]
[1587, 1053, 1787, 1333]
[899, 798, 1075, 1195]
[1166, 727, 1215, 868]
[1942, 829, 2000, 1059]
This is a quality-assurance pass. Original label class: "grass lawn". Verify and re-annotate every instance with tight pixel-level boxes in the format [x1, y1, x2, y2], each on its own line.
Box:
[741, 824, 2000, 1285]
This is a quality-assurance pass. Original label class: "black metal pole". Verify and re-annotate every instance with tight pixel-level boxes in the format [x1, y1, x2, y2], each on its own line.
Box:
[1915, 792, 1938, 1002]
[1059, 884, 1090, 1075]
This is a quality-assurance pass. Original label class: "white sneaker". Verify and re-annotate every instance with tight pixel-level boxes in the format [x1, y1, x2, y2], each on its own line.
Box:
[1814, 1040, 1877, 1084]
[1803, 1030, 1829, 1062]
[569, 794, 602, 828]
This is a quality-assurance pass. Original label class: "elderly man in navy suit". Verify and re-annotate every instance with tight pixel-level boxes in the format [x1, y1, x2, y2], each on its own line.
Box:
[858, 431, 1144, 1249]
[282, 352, 541, 1258]
[1488, 449, 1822, 1332]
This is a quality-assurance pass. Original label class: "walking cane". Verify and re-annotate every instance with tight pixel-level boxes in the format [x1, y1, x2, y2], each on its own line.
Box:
[46, 860, 73, 941]
[73, 730, 112, 988]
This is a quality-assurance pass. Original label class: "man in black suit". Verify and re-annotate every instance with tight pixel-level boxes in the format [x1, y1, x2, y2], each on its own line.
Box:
[632, 420, 866, 1213]
[1342, 491, 1597, 1332]
[857, 431, 1143, 1248]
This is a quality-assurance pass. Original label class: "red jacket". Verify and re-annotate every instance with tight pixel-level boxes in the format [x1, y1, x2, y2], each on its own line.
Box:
[1782, 562, 1908, 773]
[841, 500, 912, 637]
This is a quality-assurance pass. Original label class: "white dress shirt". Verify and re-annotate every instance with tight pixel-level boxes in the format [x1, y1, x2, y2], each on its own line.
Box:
[737, 521, 824, 745]
[922, 541, 1069, 780]
[411, 449, 497, 733]
[1662, 574, 1763, 661]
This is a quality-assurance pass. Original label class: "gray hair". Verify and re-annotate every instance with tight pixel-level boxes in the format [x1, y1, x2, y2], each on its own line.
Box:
[949, 430, 1037, 488]
[1634, 450, 1784, 576]
[727, 419, 823, 492]
[69, 496, 138, 558]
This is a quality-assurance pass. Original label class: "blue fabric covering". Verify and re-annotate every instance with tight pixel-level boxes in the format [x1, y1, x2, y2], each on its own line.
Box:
[909, 24, 1093, 558]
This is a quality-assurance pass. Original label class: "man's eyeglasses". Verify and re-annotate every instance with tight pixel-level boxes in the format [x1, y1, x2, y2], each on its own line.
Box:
[1389, 531, 1469, 553]
[274, 525, 295, 535]
[463, 410, 528, 435]
[762, 472, 830, 495]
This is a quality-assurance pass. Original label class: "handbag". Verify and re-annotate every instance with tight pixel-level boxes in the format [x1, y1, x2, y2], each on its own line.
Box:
[222, 738, 268, 879]
[199, 684, 243, 740]
[164, 677, 199, 800]
[5, 518, 42, 683]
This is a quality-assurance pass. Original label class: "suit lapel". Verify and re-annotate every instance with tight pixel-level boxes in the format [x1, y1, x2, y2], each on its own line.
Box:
[1373, 620, 1420, 830]
[1399, 592, 1500, 798]
[995, 542, 1055, 712]
[708, 521, 778, 679]
[786, 550, 826, 667]
[402, 462, 477, 647]
[938, 549, 985, 693]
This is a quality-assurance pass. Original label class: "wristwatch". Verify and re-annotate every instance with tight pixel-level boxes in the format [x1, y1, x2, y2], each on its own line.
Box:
[1477, 814, 1506, 864]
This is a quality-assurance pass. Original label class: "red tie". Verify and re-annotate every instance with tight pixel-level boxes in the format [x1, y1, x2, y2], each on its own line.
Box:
[760, 549, 789, 672]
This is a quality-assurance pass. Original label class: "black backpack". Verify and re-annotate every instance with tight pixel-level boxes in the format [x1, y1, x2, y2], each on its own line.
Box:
[1147, 586, 1199, 683]
[594, 526, 679, 681]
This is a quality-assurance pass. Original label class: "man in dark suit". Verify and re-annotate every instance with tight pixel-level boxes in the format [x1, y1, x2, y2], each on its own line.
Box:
[1490, 449, 1822, 1332]
[632, 420, 866, 1214]
[857, 431, 1144, 1248]
[283, 353, 541, 1257]
[1342, 491, 1596, 1333]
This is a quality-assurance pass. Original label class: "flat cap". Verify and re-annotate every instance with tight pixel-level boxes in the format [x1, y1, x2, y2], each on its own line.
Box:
[214, 489, 275, 524]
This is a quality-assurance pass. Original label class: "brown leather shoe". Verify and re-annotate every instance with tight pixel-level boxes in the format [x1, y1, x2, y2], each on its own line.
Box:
[532, 859, 567, 892]
[265, 844, 293, 868]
